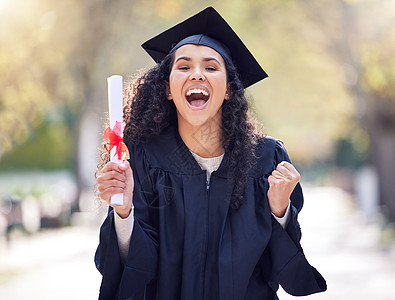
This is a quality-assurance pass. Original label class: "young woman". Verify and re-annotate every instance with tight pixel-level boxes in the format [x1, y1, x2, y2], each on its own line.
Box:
[95, 7, 326, 300]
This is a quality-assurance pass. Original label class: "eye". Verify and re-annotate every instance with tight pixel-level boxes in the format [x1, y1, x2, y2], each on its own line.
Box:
[206, 67, 217, 71]
[178, 66, 190, 71]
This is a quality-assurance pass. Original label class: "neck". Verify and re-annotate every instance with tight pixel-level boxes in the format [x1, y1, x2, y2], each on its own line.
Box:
[178, 114, 225, 158]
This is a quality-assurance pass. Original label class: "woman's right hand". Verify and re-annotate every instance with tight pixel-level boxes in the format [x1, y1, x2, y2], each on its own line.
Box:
[97, 161, 134, 219]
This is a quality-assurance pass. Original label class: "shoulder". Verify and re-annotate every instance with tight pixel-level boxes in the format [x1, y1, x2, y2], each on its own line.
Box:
[250, 136, 290, 178]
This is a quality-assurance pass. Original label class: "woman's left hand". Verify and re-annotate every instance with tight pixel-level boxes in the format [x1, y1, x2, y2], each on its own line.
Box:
[267, 161, 301, 217]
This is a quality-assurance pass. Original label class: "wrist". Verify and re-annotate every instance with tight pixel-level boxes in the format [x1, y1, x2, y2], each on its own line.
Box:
[270, 199, 290, 218]
[271, 207, 287, 218]
[270, 199, 291, 219]
[115, 206, 133, 219]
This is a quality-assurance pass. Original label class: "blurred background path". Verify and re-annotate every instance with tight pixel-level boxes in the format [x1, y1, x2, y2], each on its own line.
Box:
[278, 186, 395, 300]
[0, 210, 105, 299]
[0, 186, 394, 300]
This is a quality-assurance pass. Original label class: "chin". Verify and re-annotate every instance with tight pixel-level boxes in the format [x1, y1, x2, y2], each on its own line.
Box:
[177, 107, 222, 129]
[186, 117, 210, 128]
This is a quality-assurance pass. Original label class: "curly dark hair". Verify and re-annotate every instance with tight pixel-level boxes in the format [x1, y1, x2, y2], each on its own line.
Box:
[97, 53, 264, 209]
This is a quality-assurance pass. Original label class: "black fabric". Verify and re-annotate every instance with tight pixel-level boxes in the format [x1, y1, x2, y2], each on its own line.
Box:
[169, 34, 233, 67]
[95, 125, 327, 299]
[141, 6, 268, 88]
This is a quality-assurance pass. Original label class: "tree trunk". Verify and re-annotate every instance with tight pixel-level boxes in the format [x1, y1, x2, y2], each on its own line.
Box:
[366, 94, 395, 222]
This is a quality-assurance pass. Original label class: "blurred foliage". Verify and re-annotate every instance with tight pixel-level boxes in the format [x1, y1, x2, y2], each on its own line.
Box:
[0, 116, 72, 171]
[0, 0, 394, 170]
[226, 0, 355, 162]
[362, 40, 395, 130]
[334, 137, 367, 168]
[363, 44, 395, 98]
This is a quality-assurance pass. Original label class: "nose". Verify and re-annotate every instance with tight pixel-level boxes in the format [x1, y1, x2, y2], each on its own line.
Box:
[190, 68, 205, 81]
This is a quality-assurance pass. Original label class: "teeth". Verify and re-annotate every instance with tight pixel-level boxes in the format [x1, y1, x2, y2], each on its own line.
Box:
[186, 88, 209, 97]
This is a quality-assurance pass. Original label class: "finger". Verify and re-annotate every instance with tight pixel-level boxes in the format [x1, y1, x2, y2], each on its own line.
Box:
[122, 162, 133, 182]
[278, 161, 296, 172]
[276, 165, 291, 175]
[277, 161, 300, 180]
[98, 187, 125, 203]
[97, 170, 126, 184]
[116, 161, 134, 190]
[268, 175, 280, 186]
[122, 162, 134, 201]
[118, 161, 130, 171]
[101, 161, 125, 175]
[97, 178, 126, 192]
[271, 170, 285, 180]
[276, 166, 296, 182]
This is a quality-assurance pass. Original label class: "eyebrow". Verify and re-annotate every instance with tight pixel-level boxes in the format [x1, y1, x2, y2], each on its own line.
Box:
[175, 56, 222, 65]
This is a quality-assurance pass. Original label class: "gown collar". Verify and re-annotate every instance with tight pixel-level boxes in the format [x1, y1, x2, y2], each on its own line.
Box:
[144, 124, 232, 178]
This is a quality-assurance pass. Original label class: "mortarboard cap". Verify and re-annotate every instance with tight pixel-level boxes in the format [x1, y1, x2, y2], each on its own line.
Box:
[141, 6, 268, 88]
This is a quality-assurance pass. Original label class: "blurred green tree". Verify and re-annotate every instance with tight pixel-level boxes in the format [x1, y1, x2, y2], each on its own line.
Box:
[210, 0, 356, 163]
[299, 0, 395, 221]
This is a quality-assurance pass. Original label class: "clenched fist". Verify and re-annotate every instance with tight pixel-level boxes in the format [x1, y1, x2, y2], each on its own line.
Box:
[96, 161, 134, 219]
[267, 161, 301, 218]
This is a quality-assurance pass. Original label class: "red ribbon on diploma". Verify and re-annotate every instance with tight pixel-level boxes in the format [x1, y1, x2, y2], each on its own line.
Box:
[103, 121, 130, 161]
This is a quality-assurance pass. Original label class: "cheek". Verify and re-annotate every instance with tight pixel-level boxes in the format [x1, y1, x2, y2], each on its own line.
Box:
[168, 79, 185, 104]
[169, 74, 182, 93]
[214, 77, 228, 95]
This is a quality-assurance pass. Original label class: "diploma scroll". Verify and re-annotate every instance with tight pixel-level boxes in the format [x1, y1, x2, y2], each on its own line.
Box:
[107, 75, 125, 206]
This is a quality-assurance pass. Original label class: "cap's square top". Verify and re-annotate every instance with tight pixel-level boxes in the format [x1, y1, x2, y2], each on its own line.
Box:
[141, 6, 268, 88]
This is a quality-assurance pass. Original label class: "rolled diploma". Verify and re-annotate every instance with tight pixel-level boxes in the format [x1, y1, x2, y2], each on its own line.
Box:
[107, 75, 124, 205]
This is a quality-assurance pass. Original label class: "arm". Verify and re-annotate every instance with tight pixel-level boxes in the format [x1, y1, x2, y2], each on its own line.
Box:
[267, 140, 326, 295]
[114, 208, 134, 262]
[95, 146, 159, 299]
[268, 161, 300, 220]
[271, 201, 291, 229]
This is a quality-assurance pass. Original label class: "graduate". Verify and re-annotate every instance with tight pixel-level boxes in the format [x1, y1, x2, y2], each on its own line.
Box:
[95, 6, 327, 300]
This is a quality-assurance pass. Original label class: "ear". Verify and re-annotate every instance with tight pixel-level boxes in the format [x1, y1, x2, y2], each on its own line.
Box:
[224, 84, 231, 100]
[165, 81, 172, 100]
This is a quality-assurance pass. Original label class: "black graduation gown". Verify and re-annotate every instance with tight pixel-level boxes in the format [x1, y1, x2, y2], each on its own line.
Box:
[95, 125, 327, 300]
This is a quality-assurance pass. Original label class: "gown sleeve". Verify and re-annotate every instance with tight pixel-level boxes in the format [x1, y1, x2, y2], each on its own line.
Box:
[95, 144, 159, 300]
[267, 140, 327, 296]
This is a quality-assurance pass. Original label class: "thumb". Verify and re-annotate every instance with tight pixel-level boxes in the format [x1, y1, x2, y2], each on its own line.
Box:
[119, 161, 134, 204]
[118, 160, 129, 170]
[119, 161, 132, 176]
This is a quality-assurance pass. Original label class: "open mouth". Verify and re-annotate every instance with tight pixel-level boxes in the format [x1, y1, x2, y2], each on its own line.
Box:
[185, 88, 209, 108]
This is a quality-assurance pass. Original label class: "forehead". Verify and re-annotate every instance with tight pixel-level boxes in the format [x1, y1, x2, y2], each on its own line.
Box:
[174, 44, 225, 64]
